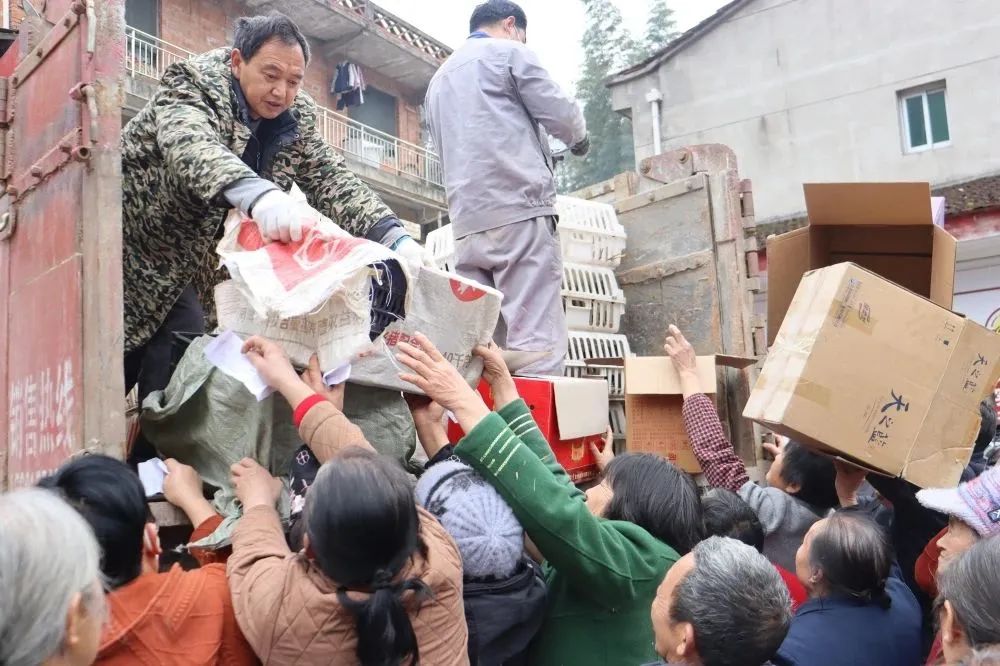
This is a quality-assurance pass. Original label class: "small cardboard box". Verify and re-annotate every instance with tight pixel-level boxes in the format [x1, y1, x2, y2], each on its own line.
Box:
[745, 262, 1000, 488]
[447, 376, 610, 484]
[351, 267, 502, 394]
[625, 355, 755, 473]
[767, 182, 957, 346]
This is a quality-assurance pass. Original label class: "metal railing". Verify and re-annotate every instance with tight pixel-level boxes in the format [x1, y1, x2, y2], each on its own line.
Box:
[315, 106, 443, 187]
[332, 0, 451, 62]
[125, 26, 190, 80]
[124, 27, 444, 190]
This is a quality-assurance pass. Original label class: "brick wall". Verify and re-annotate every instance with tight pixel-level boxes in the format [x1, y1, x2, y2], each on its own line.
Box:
[304, 58, 342, 111]
[397, 102, 422, 146]
[9, 2, 25, 28]
[156, 0, 423, 145]
[160, 0, 239, 54]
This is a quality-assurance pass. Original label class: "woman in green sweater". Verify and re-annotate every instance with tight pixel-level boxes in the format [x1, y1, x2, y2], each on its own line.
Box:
[397, 335, 703, 666]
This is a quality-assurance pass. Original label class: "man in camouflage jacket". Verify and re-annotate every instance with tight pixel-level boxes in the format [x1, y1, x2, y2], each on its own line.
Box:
[122, 15, 428, 404]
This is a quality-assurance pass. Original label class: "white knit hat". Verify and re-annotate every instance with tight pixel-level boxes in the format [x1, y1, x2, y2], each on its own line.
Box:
[917, 464, 1000, 538]
[415, 460, 524, 580]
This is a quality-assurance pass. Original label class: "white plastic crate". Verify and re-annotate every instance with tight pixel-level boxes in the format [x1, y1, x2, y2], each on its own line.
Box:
[562, 262, 626, 333]
[609, 402, 626, 440]
[425, 225, 456, 273]
[565, 331, 631, 398]
[555, 195, 627, 268]
[423, 201, 627, 271]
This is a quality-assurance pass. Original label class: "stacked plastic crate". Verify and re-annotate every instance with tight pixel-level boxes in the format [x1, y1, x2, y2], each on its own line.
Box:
[426, 196, 630, 440]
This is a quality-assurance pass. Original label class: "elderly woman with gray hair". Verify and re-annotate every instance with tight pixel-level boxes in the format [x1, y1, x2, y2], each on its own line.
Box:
[0, 488, 106, 666]
[935, 536, 1000, 665]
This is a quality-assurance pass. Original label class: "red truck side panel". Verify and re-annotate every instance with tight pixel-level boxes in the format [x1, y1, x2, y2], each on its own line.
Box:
[0, 0, 126, 488]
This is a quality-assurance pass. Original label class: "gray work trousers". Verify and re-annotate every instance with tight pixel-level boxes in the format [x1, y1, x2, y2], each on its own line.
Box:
[455, 216, 567, 376]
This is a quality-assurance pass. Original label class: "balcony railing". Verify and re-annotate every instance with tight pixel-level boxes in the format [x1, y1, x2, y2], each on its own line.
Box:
[125, 27, 444, 190]
[333, 0, 451, 62]
[314, 106, 444, 190]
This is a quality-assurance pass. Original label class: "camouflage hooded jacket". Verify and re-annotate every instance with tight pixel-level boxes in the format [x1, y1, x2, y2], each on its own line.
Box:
[122, 47, 396, 353]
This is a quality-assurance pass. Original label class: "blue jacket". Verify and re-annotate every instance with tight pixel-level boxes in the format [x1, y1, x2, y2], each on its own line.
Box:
[774, 568, 921, 666]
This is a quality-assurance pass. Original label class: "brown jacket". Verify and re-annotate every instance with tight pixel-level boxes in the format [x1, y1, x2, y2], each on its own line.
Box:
[227, 398, 470, 665]
[97, 518, 257, 665]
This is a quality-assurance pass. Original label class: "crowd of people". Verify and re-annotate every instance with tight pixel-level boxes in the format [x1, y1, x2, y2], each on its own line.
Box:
[1, 324, 998, 666]
[2, 0, 998, 664]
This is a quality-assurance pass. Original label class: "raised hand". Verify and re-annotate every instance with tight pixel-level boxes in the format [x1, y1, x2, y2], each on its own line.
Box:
[231, 458, 283, 511]
[396, 333, 491, 433]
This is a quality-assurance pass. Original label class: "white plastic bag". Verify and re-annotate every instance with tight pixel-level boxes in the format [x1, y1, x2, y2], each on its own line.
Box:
[216, 184, 406, 319]
[215, 184, 410, 370]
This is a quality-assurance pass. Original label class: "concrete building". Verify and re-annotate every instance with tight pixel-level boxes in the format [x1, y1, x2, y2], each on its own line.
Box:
[38, 0, 450, 232]
[606, 0, 1000, 335]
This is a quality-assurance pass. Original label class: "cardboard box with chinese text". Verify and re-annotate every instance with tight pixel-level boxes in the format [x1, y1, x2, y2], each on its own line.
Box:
[447, 377, 610, 484]
[767, 183, 955, 346]
[625, 355, 756, 473]
[745, 262, 1000, 488]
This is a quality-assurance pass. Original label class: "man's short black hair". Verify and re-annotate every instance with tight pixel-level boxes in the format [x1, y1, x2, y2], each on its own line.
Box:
[975, 398, 998, 453]
[234, 13, 311, 64]
[701, 488, 765, 552]
[781, 440, 839, 510]
[469, 1, 527, 33]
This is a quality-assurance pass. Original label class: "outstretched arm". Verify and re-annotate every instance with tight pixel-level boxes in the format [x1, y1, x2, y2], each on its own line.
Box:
[396, 334, 677, 603]
[665, 325, 750, 491]
[475, 342, 586, 500]
[242, 338, 374, 461]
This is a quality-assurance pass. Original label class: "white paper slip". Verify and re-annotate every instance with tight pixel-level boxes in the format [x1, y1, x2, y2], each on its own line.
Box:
[138, 459, 170, 498]
[323, 362, 352, 387]
[204, 330, 274, 401]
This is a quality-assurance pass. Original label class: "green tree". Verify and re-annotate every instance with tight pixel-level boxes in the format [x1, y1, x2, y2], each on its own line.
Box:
[641, 0, 680, 59]
[560, 0, 638, 192]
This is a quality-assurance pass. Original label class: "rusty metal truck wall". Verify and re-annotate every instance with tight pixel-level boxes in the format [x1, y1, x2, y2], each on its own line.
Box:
[612, 144, 762, 465]
[0, 0, 126, 489]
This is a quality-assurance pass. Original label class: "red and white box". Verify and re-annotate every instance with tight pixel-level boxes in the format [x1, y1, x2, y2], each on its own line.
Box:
[448, 376, 610, 484]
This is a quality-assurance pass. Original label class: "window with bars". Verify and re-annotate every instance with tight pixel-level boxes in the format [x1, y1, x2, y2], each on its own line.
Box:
[899, 83, 950, 153]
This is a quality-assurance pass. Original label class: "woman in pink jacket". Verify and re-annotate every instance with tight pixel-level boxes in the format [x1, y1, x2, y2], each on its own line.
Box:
[227, 337, 468, 665]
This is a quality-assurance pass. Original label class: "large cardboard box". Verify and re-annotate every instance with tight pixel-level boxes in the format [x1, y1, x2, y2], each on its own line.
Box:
[625, 355, 755, 473]
[767, 183, 956, 346]
[746, 262, 1000, 488]
[447, 377, 610, 484]
[351, 267, 502, 394]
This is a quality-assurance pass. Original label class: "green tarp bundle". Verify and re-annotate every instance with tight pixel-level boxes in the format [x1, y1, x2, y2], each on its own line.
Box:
[142, 335, 417, 548]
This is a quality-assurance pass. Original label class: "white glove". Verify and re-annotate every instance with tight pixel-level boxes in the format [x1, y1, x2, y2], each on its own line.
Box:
[394, 236, 436, 270]
[251, 189, 305, 244]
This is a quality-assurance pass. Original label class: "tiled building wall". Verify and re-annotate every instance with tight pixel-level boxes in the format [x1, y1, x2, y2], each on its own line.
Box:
[158, 0, 423, 145]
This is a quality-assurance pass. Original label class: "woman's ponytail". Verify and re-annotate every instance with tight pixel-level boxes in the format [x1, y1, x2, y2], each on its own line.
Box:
[338, 575, 432, 666]
[304, 450, 435, 665]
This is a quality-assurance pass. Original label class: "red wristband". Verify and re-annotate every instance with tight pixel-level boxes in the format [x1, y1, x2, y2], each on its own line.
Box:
[293, 394, 326, 428]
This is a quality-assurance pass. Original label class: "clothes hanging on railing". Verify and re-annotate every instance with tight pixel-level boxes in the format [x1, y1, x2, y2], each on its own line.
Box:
[332, 62, 366, 110]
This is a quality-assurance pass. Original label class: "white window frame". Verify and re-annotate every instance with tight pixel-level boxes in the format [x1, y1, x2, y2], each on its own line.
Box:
[899, 84, 950, 154]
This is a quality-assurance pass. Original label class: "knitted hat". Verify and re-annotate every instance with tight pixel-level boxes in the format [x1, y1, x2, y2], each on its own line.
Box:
[415, 460, 523, 580]
[917, 464, 1000, 537]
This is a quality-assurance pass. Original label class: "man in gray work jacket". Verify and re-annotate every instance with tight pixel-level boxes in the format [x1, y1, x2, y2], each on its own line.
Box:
[425, 0, 589, 375]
